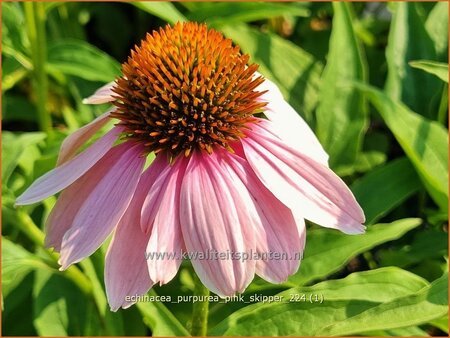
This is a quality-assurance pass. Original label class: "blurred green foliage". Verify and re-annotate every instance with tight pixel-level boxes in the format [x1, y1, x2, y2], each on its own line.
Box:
[2, 2, 448, 336]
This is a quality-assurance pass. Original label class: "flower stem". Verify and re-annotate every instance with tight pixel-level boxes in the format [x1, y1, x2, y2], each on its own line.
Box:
[15, 211, 92, 295]
[190, 274, 210, 336]
[24, 2, 52, 133]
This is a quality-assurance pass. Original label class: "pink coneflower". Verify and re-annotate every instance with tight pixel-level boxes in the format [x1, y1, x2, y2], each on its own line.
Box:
[16, 22, 365, 311]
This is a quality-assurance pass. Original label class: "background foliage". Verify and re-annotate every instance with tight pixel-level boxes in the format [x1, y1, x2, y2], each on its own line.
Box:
[2, 1, 449, 336]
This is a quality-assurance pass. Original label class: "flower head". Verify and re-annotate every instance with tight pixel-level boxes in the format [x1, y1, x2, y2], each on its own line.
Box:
[16, 22, 365, 311]
[112, 23, 266, 157]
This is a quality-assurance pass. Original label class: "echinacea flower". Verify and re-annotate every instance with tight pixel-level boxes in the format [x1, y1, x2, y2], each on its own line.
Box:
[16, 22, 365, 311]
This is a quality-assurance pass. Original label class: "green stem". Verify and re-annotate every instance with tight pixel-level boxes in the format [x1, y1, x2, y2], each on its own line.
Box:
[24, 2, 52, 133]
[190, 274, 210, 336]
[15, 211, 92, 295]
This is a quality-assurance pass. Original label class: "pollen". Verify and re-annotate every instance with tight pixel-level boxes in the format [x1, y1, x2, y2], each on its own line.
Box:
[111, 22, 266, 158]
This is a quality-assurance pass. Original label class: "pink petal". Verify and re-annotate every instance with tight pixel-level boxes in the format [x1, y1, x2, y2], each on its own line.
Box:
[57, 110, 113, 166]
[45, 157, 108, 251]
[242, 123, 365, 234]
[256, 76, 329, 166]
[146, 157, 188, 285]
[105, 170, 156, 311]
[140, 155, 174, 234]
[226, 153, 305, 283]
[15, 126, 123, 206]
[180, 151, 256, 297]
[82, 81, 116, 104]
[59, 141, 145, 269]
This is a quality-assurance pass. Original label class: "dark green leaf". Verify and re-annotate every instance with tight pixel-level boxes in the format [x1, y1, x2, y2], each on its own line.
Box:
[352, 157, 422, 224]
[379, 229, 448, 268]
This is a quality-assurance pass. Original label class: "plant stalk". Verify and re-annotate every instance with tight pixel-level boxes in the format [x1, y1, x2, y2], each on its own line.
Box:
[190, 274, 210, 336]
[24, 2, 52, 133]
[15, 211, 92, 295]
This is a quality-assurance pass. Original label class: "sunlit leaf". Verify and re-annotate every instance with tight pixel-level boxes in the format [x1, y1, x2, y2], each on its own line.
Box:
[2, 238, 51, 296]
[288, 218, 422, 286]
[211, 267, 431, 335]
[132, 2, 186, 24]
[356, 84, 449, 211]
[33, 270, 103, 336]
[385, 2, 441, 117]
[425, 2, 448, 61]
[321, 272, 448, 335]
[136, 290, 190, 336]
[316, 2, 368, 169]
[186, 2, 309, 24]
[47, 39, 121, 82]
[409, 60, 448, 83]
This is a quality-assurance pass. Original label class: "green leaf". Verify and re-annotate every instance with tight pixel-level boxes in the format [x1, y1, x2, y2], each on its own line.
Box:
[430, 315, 449, 334]
[2, 238, 51, 297]
[409, 60, 448, 83]
[351, 157, 422, 224]
[426, 2, 448, 61]
[133, 2, 186, 24]
[136, 290, 190, 336]
[356, 84, 449, 211]
[186, 2, 309, 24]
[220, 24, 322, 123]
[316, 2, 368, 169]
[79, 259, 125, 335]
[210, 267, 430, 335]
[33, 270, 102, 336]
[321, 272, 448, 335]
[288, 218, 422, 286]
[2, 132, 47, 187]
[2, 2, 28, 52]
[47, 39, 121, 82]
[385, 2, 441, 116]
[379, 229, 448, 269]
[2, 56, 28, 92]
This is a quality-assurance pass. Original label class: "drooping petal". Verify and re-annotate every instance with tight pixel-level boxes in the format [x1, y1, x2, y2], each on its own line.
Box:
[57, 110, 113, 166]
[59, 141, 145, 269]
[256, 76, 329, 166]
[15, 126, 123, 206]
[140, 155, 174, 234]
[146, 157, 188, 285]
[105, 169, 156, 311]
[45, 158, 107, 251]
[82, 81, 116, 104]
[225, 152, 305, 283]
[180, 151, 256, 297]
[242, 123, 365, 234]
